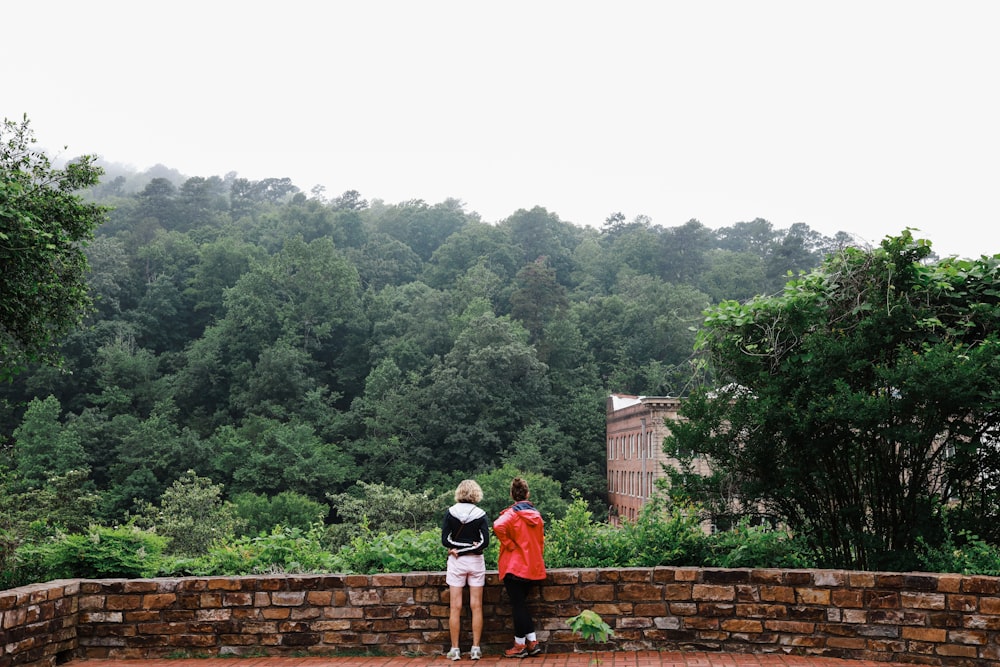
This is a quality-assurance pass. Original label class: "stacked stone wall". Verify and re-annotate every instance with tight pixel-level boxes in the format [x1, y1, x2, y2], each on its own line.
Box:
[0, 580, 79, 666]
[3, 568, 1000, 666]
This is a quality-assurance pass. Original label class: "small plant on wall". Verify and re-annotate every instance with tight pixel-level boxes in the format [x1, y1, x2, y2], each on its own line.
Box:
[566, 609, 614, 651]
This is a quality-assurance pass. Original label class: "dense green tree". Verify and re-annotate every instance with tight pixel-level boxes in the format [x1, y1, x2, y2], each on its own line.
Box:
[659, 218, 714, 284]
[422, 220, 519, 290]
[177, 175, 229, 224]
[420, 312, 551, 473]
[232, 490, 329, 536]
[369, 198, 470, 262]
[89, 332, 168, 419]
[602, 215, 664, 282]
[697, 249, 768, 303]
[345, 359, 434, 488]
[203, 236, 367, 415]
[135, 178, 182, 230]
[510, 256, 569, 347]
[714, 218, 778, 255]
[0, 116, 107, 380]
[102, 404, 210, 519]
[133, 470, 242, 556]
[269, 195, 336, 243]
[349, 232, 423, 290]
[227, 416, 355, 500]
[569, 234, 617, 297]
[228, 341, 326, 420]
[183, 238, 262, 336]
[500, 206, 580, 287]
[11, 395, 87, 490]
[365, 282, 455, 373]
[170, 325, 236, 433]
[666, 232, 1000, 569]
[451, 259, 511, 317]
[84, 236, 132, 320]
[331, 207, 366, 249]
[574, 277, 709, 393]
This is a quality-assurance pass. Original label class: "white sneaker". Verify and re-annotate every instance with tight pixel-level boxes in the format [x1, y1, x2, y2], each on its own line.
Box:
[447, 647, 462, 661]
[470, 646, 483, 660]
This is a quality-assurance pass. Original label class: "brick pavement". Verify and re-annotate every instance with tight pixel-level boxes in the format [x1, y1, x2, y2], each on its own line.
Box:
[65, 649, 912, 667]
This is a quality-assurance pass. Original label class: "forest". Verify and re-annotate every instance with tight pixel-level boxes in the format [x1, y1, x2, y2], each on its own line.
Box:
[17, 114, 1000, 583]
[0, 147, 854, 545]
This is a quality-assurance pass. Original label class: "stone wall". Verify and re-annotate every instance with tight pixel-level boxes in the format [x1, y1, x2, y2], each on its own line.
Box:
[4, 567, 1000, 666]
[0, 580, 79, 667]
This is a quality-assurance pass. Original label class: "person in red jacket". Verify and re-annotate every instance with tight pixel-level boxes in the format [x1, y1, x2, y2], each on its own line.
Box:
[492, 477, 546, 658]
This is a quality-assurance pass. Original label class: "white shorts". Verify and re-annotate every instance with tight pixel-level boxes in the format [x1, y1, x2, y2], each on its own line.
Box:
[446, 554, 486, 587]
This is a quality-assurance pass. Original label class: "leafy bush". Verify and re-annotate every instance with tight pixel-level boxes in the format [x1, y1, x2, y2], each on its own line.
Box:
[544, 493, 621, 567]
[617, 498, 708, 566]
[328, 522, 446, 574]
[131, 471, 244, 556]
[703, 519, 816, 569]
[24, 526, 166, 580]
[545, 493, 707, 568]
[916, 529, 1000, 576]
[182, 525, 336, 575]
[233, 490, 328, 536]
[0, 527, 50, 589]
[327, 481, 440, 536]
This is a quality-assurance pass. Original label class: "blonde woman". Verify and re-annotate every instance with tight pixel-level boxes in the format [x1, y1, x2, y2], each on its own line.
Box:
[442, 479, 490, 660]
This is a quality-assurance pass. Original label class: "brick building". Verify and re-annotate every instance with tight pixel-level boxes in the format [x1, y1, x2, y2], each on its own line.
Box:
[605, 394, 684, 522]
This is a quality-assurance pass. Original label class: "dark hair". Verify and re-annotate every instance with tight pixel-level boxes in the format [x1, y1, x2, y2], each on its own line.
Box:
[510, 477, 529, 502]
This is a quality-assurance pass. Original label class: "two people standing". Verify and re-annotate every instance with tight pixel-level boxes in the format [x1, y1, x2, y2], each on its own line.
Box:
[442, 476, 546, 660]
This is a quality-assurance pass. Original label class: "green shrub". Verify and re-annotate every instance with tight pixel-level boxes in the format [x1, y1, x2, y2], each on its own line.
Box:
[0, 529, 47, 589]
[131, 471, 244, 557]
[916, 529, 1000, 576]
[27, 526, 166, 580]
[704, 519, 816, 569]
[618, 498, 707, 566]
[233, 490, 329, 537]
[184, 525, 336, 575]
[544, 493, 620, 567]
[329, 522, 444, 574]
[545, 494, 707, 568]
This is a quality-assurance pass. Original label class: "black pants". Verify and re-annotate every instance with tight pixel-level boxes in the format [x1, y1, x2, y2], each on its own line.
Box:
[503, 573, 536, 638]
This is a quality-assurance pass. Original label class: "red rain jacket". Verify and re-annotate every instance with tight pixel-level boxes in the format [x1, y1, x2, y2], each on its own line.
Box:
[493, 501, 546, 581]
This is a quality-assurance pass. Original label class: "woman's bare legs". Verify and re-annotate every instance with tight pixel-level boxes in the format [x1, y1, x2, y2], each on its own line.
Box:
[469, 585, 484, 647]
[449, 585, 465, 648]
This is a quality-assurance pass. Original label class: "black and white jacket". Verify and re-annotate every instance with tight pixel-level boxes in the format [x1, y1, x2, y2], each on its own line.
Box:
[441, 502, 490, 556]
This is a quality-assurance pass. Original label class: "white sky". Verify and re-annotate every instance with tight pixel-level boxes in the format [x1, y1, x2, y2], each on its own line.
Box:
[6, 1, 999, 259]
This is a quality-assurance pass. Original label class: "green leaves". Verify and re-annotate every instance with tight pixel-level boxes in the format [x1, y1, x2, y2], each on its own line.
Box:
[1, 116, 107, 380]
[676, 232, 1000, 569]
[566, 610, 614, 644]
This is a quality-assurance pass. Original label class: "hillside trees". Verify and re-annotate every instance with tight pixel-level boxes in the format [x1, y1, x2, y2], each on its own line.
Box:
[666, 231, 1000, 570]
[0, 143, 854, 544]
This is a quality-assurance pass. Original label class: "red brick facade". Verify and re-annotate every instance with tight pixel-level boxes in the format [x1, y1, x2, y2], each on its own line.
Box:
[606, 394, 697, 523]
